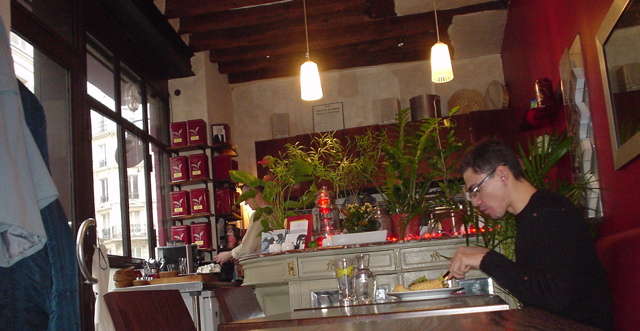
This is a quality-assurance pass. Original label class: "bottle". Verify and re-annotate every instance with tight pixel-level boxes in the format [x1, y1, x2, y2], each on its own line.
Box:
[354, 253, 376, 304]
[311, 186, 341, 241]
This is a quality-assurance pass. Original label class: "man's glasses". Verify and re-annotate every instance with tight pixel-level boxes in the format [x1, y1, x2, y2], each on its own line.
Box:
[467, 169, 496, 199]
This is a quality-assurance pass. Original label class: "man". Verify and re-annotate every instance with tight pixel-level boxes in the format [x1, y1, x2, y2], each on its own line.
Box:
[212, 186, 268, 264]
[448, 139, 612, 330]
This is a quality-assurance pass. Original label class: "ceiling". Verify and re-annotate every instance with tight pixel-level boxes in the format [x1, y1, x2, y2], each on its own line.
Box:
[163, 0, 509, 84]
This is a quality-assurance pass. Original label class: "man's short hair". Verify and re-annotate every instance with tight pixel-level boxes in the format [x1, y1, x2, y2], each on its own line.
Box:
[459, 138, 524, 179]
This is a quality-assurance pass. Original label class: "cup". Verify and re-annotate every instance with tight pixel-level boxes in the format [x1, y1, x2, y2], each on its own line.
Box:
[334, 257, 356, 306]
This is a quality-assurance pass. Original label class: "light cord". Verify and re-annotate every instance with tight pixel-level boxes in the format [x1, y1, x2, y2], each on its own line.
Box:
[433, 0, 441, 42]
[303, 0, 310, 60]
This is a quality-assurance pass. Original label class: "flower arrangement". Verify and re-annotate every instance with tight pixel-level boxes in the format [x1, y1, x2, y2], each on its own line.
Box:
[341, 203, 375, 233]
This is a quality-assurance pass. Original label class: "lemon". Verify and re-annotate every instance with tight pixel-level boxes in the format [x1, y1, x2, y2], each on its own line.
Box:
[335, 265, 354, 278]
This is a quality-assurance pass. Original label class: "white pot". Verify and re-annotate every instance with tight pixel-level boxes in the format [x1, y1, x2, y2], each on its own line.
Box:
[268, 243, 282, 253]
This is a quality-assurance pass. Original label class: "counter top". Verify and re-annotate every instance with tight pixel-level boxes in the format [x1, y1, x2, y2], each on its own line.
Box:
[112, 281, 237, 293]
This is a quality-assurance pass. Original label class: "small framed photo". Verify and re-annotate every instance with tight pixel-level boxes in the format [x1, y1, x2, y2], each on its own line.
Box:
[210, 123, 231, 145]
[286, 214, 313, 248]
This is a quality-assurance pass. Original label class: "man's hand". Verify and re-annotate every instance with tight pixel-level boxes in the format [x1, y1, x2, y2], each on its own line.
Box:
[212, 251, 233, 264]
[448, 246, 491, 279]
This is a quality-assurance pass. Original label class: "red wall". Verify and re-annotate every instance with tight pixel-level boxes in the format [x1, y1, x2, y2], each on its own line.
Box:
[502, 0, 639, 237]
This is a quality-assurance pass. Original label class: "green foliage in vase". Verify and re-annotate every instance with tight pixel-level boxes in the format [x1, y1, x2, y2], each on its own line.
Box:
[342, 203, 375, 233]
[355, 107, 463, 238]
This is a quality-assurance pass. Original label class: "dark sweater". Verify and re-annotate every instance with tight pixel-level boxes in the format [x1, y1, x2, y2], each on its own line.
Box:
[480, 189, 612, 330]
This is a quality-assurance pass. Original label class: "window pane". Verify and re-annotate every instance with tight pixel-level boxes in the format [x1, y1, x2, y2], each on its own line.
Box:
[92, 111, 123, 254]
[121, 67, 143, 129]
[87, 51, 116, 111]
[148, 85, 168, 143]
[126, 133, 148, 259]
[10, 32, 74, 220]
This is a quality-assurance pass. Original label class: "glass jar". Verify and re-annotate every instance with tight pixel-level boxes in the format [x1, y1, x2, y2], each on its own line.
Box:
[354, 253, 376, 304]
[312, 186, 340, 240]
[371, 202, 393, 237]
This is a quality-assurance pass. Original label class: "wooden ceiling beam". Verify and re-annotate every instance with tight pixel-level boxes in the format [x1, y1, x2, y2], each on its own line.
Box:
[165, 0, 288, 19]
[178, 0, 366, 34]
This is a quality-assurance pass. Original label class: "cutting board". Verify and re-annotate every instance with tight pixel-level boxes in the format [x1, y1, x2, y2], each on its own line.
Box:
[149, 273, 218, 285]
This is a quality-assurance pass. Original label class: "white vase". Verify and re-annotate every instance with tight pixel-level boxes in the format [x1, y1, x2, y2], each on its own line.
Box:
[268, 243, 282, 253]
[281, 241, 295, 251]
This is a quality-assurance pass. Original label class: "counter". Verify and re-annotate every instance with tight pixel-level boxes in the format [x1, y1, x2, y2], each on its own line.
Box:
[240, 237, 490, 315]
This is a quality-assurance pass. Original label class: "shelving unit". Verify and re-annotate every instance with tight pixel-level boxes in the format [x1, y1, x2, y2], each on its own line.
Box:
[168, 140, 241, 255]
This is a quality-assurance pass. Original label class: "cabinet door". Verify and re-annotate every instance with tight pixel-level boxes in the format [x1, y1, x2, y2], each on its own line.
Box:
[297, 250, 395, 279]
[241, 257, 298, 285]
[398, 239, 466, 270]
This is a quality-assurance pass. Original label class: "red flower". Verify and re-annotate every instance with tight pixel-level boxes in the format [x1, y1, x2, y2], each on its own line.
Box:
[257, 156, 271, 166]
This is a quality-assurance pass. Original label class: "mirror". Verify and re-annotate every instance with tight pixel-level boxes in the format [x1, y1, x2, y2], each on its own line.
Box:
[596, 0, 640, 169]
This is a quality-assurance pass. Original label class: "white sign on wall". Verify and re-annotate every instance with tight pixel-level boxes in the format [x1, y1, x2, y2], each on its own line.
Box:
[313, 102, 344, 133]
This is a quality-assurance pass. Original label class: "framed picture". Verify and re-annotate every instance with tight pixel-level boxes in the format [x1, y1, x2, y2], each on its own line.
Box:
[260, 229, 286, 253]
[286, 214, 313, 249]
[210, 123, 231, 145]
[313, 102, 344, 133]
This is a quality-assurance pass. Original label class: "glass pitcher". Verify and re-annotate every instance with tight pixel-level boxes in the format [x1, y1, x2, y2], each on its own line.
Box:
[354, 253, 376, 304]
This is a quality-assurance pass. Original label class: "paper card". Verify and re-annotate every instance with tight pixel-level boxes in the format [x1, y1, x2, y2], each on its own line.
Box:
[286, 214, 313, 246]
[285, 233, 307, 249]
[261, 229, 287, 253]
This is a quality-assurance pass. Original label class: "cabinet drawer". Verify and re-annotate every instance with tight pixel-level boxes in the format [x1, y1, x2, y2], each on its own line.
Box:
[398, 239, 465, 270]
[241, 257, 297, 285]
[297, 250, 395, 279]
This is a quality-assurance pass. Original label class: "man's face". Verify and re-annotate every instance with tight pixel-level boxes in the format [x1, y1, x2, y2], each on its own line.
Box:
[463, 168, 509, 219]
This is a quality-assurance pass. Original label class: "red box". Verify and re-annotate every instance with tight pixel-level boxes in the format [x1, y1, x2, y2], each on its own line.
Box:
[189, 188, 210, 215]
[214, 187, 236, 215]
[190, 222, 212, 249]
[170, 225, 191, 244]
[188, 153, 210, 180]
[212, 155, 238, 181]
[170, 121, 187, 147]
[169, 156, 189, 182]
[187, 119, 207, 145]
[170, 190, 190, 217]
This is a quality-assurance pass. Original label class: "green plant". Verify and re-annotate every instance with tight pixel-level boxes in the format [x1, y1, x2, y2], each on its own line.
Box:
[356, 107, 462, 239]
[229, 143, 317, 231]
[342, 203, 375, 233]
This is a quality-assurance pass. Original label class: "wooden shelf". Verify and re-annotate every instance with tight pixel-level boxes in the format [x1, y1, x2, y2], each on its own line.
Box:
[171, 212, 213, 221]
[167, 143, 210, 153]
[170, 178, 212, 187]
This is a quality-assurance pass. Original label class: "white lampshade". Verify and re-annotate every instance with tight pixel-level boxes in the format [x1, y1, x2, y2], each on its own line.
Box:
[300, 60, 323, 101]
[431, 41, 454, 83]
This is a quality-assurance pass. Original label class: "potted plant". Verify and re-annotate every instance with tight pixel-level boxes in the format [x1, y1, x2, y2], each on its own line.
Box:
[229, 143, 317, 232]
[356, 107, 463, 241]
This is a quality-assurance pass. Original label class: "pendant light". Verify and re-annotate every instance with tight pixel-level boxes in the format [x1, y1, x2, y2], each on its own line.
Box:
[431, 0, 454, 83]
[300, 0, 323, 101]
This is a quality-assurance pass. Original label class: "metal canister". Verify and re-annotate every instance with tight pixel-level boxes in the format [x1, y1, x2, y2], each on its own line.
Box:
[535, 78, 555, 107]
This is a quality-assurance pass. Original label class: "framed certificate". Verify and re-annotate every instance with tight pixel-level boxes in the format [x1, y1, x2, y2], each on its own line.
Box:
[313, 102, 344, 133]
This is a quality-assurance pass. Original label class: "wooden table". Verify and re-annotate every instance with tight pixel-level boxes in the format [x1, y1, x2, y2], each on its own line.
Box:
[220, 295, 511, 331]
[220, 306, 598, 331]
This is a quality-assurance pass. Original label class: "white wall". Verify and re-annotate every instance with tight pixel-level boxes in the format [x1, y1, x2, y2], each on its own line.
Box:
[169, 53, 505, 178]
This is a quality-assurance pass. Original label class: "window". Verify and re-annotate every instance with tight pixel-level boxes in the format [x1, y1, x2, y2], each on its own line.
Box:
[128, 174, 139, 199]
[88, 39, 170, 259]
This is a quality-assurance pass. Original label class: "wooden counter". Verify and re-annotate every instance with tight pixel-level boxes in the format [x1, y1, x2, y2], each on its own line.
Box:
[239, 237, 490, 315]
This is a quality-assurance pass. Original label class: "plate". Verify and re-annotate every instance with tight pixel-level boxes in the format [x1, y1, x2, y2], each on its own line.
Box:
[448, 89, 485, 114]
[484, 80, 509, 109]
[388, 287, 464, 301]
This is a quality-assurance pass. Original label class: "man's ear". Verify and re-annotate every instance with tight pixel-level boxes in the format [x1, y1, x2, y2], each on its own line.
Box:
[495, 165, 510, 182]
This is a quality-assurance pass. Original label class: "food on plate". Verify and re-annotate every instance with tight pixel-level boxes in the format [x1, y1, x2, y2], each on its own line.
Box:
[393, 284, 409, 292]
[407, 275, 448, 291]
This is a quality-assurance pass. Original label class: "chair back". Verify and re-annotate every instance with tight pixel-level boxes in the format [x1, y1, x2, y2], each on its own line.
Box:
[214, 286, 265, 323]
[104, 289, 196, 331]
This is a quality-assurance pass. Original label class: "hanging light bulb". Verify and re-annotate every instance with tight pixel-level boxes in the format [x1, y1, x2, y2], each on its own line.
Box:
[300, 0, 323, 101]
[431, 0, 454, 83]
